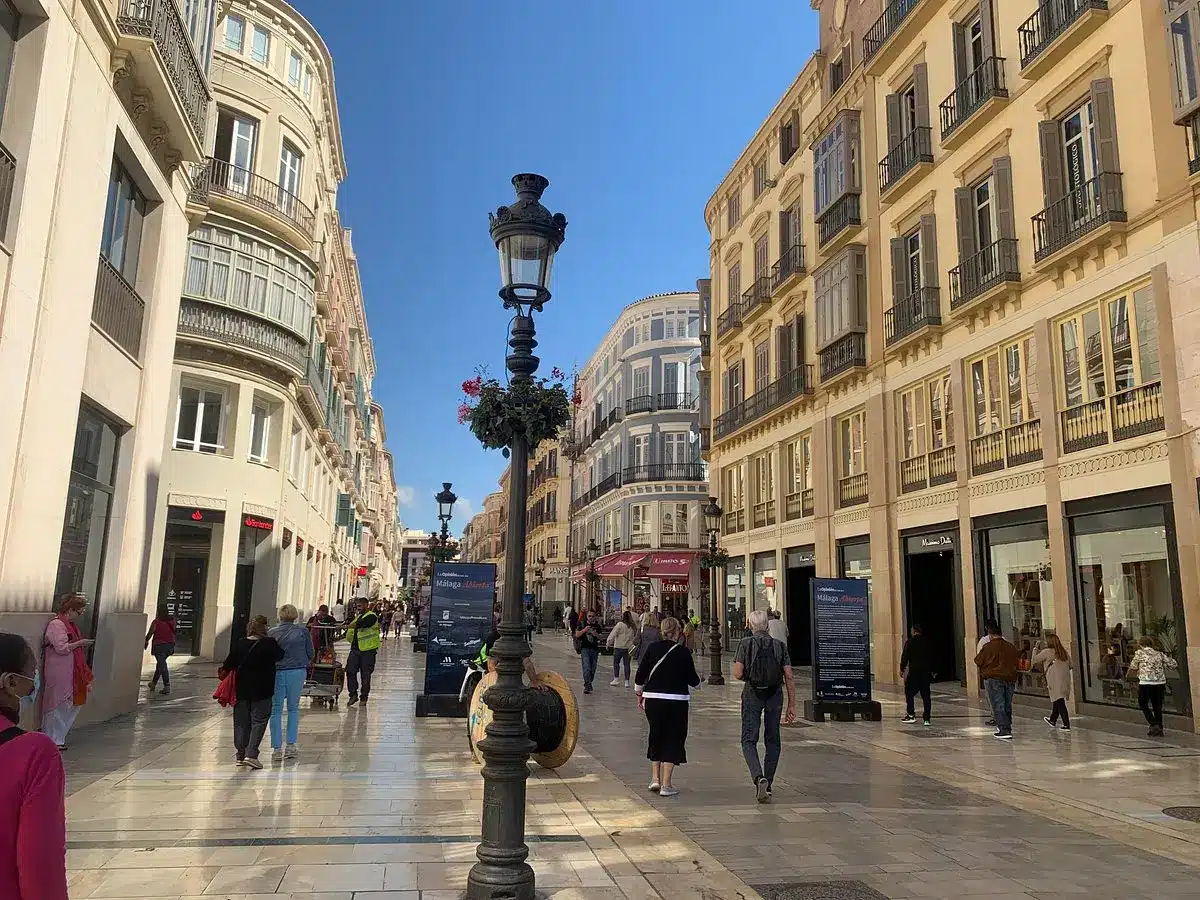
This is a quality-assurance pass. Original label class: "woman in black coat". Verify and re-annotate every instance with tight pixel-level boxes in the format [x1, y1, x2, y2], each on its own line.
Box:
[633, 616, 700, 797]
[221, 615, 283, 769]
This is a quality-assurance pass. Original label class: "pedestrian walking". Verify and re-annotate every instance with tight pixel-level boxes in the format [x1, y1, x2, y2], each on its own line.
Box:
[268, 604, 313, 760]
[380, 604, 393, 640]
[568, 608, 580, 641]
[0, 631, 68, 900]
[1128, 635, 1178, 736]
[332, 599, 346, 623]
[635, 611, 661, 662]
[1033, 634, 1072, 731]
[900, 624, 933, 726]
[766, 609, 788, 644]
[575, 612, 601, 694]
[40, 594, 93, 751]
[607, 610, 637, 687]
[306, 604, 338, 660]
[635, 617, 701, 798]
[524, 604, 536, 642]
[734, 609, 796, 803]
[144, 605, 177, 696]
[974, 621, 1019, 740]
[222, 615, 283, 769]
[344, 600, 381, 707]
[977, 620, 999, 726]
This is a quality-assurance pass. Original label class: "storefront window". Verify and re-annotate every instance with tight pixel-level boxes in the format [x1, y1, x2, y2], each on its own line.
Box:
[753, 551, 778, 613]
[725, 557, 747, 647]
[983, 522, 1053, 696]
[1072, 506, 1184, 713]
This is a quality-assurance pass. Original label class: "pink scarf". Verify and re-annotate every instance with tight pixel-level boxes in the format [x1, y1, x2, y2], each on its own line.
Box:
[59, 614, 93, 707]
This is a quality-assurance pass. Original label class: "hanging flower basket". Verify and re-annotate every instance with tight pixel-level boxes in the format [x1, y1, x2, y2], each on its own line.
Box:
[459, 367, 572, 453]
[698, 548, 730, 570]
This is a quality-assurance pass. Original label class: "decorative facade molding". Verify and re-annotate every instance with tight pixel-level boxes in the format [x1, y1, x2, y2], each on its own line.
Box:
[781, 520, 816, 539]
[896, 487, 958, 513]
[166, 493, 227, 510]
[968, 469, 1047, 498]
[242, 502, 278, 519]
[1058, 441, 1169, 480]
[833, 507, 869, 527]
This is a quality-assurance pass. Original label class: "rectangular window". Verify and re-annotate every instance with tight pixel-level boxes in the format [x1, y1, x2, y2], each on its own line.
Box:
[839, 409, 867, 477]
[814, 245, 867, 348]
[753, 452, 773, 504]
[723, 462, 745, 510]
[727, 263, 741, 311]
[754, 234, 769, 278]
[754, 341, 769, 391]
[302, 66, 313, 98]
[1062, 100, 1098, 193]
[214, 110, 258, 189]
[727, 188, 741, 228]
[100, 159, 147, 282]
[829, 54, 846, 94]
[1171, 7, 1199, 109]
[279, 140, 303, 201]
[663, 432, 687, 465]
[632, 434, 649, 467]
[786, 433, 813, 493]
[1056, 286, 1160, 409]
[905, 228, 921, 293]
[973, 175, 996, 251]
[753, 158, 768, 198]
[633, 366, 650, 397]
[251, 24, 270, 64]
[224, 14, 245, 51]
[631, 503, 651, 535]
[288, 49, 302, 88]
[970, 336, 1037, 436]
[174, 386, 225, 453]
[898, 373, 954, 460]
[249, 401, 271, 463]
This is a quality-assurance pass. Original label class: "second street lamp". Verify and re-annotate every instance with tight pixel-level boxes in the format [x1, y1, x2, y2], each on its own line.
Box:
[435, 482, 457, 549]
[703, 496, 724, 686]
[534, 557, 545, 634]
[586, 538, 600, 614]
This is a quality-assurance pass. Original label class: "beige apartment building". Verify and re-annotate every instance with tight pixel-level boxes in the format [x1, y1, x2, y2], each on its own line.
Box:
[0, 0, 219, 723]
[463, 490, 505, 566]
[523, 439, 572, 612]
[703, 0, 1200, 727]
[153, 0, 399, 659]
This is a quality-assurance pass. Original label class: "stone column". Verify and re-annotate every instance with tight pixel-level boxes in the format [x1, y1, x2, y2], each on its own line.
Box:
[867, 390, 899, 683]
[950, 360, 980, 695]
[812, 414, 835, 578]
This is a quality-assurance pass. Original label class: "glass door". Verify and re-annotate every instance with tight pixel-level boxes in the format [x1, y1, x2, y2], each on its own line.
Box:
[278, 141, 303, 215]
[1062, 101, 1098, 227]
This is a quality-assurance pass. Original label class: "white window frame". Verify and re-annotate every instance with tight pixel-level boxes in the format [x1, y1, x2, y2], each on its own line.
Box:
[631, 503, 651, 537]
[174, 385, 226, 454]
[662, 431, 688, 465]
[250, 24, 270, 65]
[839, 409, 867, 478]
[225, 14, 245, 52]
[288, 49, 302, 88]
[302, 65, 313, 98]
[787, 433, 812, 494]
[249, 400, 272, 464]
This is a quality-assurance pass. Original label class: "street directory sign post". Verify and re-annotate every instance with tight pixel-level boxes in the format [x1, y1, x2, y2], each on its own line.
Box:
[806, 577, 881, 722]
[416, 561, 496, 717]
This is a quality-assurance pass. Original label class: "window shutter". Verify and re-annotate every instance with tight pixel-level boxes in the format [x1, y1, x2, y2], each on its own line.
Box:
[980, 0, 996, 58]
[1090, 77, 1121, 174]
[721, 370, 729, 412]
[952, 23, 968, 83]
[1038, 120, 1065, 204]
[993, 156, 1017, 241]
[886, 93, 902, 151]
[793, 315, 805, 368]
[913, 63, 931, 129]
[954, 187, 977, 263]
[891, 237, 907, 302]
[844, 112, 861, 193]
[920, 215, 939, 291]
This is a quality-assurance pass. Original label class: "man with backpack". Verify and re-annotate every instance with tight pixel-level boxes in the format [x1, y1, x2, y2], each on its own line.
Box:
[733, 608, 796, 803]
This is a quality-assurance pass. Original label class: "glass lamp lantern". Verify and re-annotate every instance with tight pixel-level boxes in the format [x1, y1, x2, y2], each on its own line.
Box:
[489, 174, 568, 310]
[435, 482, 457, 523]
[703, 496, 723, 536]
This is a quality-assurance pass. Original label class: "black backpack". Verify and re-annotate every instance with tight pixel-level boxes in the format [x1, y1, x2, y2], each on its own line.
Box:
[747, 637, 783, 696]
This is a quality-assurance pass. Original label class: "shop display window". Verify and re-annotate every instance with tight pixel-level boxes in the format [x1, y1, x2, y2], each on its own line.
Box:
[985, 523, 1054, 696]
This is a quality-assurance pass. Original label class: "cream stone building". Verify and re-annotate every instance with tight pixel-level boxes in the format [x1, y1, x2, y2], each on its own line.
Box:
[152, 0, 398, 660]
[0, 0, 219, 723]
[524, 439, 572, 614]
[703, 0, 1200, 727]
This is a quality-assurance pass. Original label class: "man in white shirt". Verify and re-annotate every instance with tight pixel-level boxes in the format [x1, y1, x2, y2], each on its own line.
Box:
[766, 609, 788, 644]
[332, 599, 346, 623]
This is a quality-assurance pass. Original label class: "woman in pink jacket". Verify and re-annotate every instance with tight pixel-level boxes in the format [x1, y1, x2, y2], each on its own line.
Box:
[41, 594, 93, 750]
[0, 631, 69, 900]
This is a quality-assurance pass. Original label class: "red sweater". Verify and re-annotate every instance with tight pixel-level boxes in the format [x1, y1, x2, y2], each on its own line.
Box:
[0, 712, 68, 900]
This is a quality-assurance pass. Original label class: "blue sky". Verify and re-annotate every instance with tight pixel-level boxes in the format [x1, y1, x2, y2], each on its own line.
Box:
[294, 1, 819, 533]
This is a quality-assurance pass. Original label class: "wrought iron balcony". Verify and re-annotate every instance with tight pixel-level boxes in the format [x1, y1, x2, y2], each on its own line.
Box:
[1019, 0, 1108, 71]
[656, 392, 695, 411]
[660, 533, 691, 549]
[838, 473, 869, 508]
[772, 241, 806, 291]
[820, 332, 867, 382]
[879, 126, 933, 194]
[622, 463, 705, 485]
[204, 157, 316, 240]
[713, 364, 814, 440]
[741, 275, 772, 320]
[115, 0, 211, 150]
[939, 57, 1008, 140]
[885, 286, 941, 345]
[0, 140, 14, 241]
[595, 407, 622, 436]
[716, 301, 743, 336]
[817, 193, 862, 247]
[950, 239, 1020, 309]
[92, 255, 145, 358]
[299, 353, 331, 426]
[1032, 173, 1125, 263]
[625, 394, 654, 415]
[863, 0, 922, 62]
[178, 297, 307, 372]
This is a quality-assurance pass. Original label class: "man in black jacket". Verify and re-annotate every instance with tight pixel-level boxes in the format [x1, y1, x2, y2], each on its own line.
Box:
[900, 624, 933, 726]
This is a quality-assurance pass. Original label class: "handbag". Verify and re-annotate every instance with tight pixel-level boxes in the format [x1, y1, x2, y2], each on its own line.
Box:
[213, 668, 237, 707]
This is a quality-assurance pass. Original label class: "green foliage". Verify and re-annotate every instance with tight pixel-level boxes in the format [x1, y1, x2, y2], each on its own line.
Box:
[459, 371, 571, 451]
[698, 548, 730, 570]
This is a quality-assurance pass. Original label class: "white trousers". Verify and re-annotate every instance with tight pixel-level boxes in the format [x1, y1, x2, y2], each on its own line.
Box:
[42, 703, 80, 746]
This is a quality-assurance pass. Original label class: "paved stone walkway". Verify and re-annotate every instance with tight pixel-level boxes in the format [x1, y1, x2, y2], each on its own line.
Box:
[58, 630, 1200, 899]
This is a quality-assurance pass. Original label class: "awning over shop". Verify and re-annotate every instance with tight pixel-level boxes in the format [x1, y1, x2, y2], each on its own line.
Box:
[644, 551, 697, 579]
[594, 551, 650, 578]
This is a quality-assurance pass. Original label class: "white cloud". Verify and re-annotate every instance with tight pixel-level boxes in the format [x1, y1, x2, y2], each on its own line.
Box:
[455, 498, 476, 521]
[396, 485, 415, 507]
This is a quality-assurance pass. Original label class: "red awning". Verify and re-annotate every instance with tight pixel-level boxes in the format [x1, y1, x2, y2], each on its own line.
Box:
[645, 551, 697, 579]
[594, 551, 650, 578]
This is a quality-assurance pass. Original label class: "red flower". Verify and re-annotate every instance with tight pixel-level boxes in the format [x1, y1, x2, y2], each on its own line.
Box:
[457, 401, 472, 424]
[461, 376, 483, 398]
[572, 389, 582, 407]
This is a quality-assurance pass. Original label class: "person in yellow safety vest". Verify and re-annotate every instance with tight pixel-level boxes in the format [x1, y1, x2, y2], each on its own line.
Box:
[343, 599, 380, 708]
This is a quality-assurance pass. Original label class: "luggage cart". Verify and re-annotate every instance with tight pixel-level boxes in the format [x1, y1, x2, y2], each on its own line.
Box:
[303, 656, 344, 709]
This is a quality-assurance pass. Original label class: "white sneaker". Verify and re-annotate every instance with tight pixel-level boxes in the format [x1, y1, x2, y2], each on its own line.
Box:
[610, 678, 620, 686]
[624, 680, 631, 688]
[659, 786, 679, 797]
[284, 744, 298, 759]
[648, 781, 661, 793]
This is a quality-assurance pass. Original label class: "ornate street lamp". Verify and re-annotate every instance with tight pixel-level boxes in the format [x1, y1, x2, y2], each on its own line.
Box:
[534, 557, 546, 634]
[703, 496, 724, 686]
[585, 538, 600, 615]
[467, 175, 567, 900]
[435, 482, 457, 552]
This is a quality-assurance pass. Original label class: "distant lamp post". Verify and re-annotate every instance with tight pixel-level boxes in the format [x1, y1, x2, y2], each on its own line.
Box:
[534, 557, 546, 634]
[467, 174, 567, 900]
[703, 496, 725, 686]
[435, 482, 457, 544]
[586, 538, 600, 614]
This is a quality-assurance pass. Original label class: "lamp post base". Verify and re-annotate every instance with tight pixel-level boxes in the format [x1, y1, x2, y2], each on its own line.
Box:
[464, 861, 536, 900]
[706, 622, 724, 686]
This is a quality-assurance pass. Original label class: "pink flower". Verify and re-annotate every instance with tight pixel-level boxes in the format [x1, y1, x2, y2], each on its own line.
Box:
[461, 376, 483, 398]
[457, 402, 472, 424]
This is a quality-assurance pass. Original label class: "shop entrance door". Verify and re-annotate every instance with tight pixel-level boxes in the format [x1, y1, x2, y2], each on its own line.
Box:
[903, 530, 962, 683]
[160, 552, 207, 656]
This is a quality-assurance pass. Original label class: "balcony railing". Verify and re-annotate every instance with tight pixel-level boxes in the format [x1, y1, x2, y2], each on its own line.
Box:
[885, 287, 941, 345]
[820, 332, 867, 382]
[724, 509, 746, 535]
[784, 489, 815, 521]
[629, 535, 652, 550]
[899, 456, 928, 494]
[596, 407, 622, 436]
[1032, 173, 1125, 263]
[700, 426, 711, 452]
[817, 193, 862, 247]
[568, 471, 624, 516]
[92, 255, 145, 358]
[950, 238, 1020, 309]
[939, 57, 1007, 139]
[660, 533, 691, 549]
[625, 394, 654, 415]
[898, 446, 955, 493]
[751, 500, 777, 529]
[659, 392, 695, 411]
[205, 157, 316, 239]
[838, 473, 869, 508]
[116, 0, 211, 144]
[879, 126, 933, 192]
[1060, 398, 1110, 454]
[716, 302, 743, 336]
[741, 275, 772, 319]
[0, 140, 14, 240]
[1018, 0, 1107, 70]
[772, 241, 806, 291]
[863, 0, 922, 61]
[713, 364, 813, 440]
[623, 463, 705, 484]
[929, 446, 956, 486]
[178, 298, 307, 371]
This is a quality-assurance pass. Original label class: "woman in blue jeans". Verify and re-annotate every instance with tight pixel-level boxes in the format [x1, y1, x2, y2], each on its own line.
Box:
[268, 604, 313, 760]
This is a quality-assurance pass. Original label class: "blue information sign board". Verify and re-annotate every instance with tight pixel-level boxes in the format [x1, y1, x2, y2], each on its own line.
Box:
[422, 562, 497, 698]
[810, 578, 872, 703]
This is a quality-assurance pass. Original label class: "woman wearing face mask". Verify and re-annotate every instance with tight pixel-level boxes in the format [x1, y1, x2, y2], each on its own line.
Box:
[0, 631, 69, 900]
[41, 594, 94, 750]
